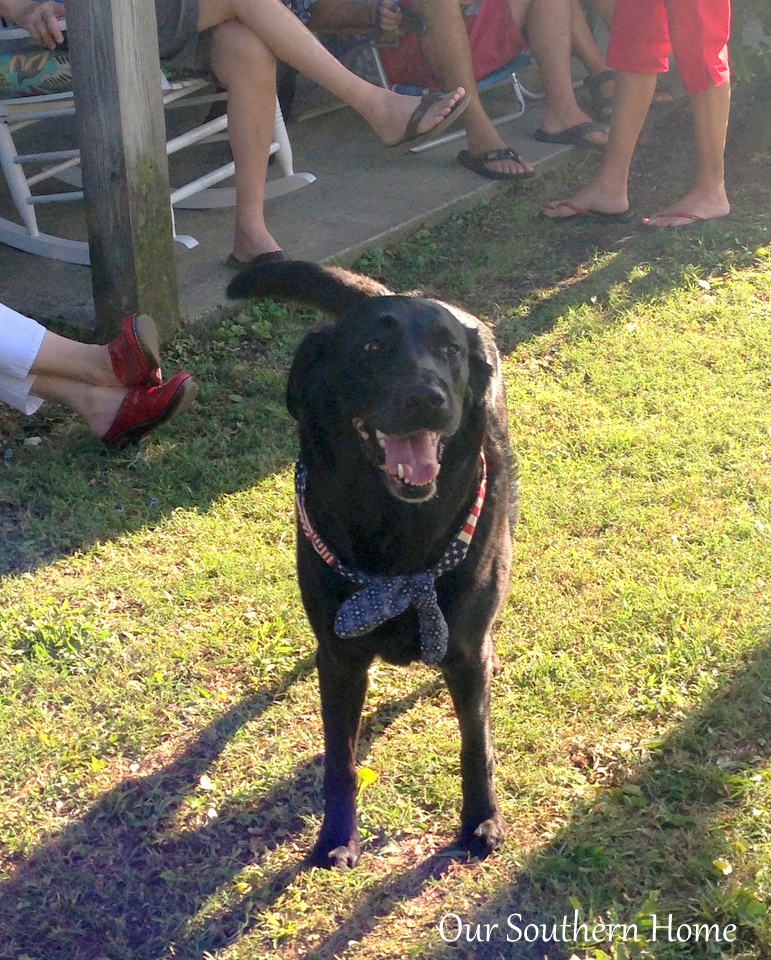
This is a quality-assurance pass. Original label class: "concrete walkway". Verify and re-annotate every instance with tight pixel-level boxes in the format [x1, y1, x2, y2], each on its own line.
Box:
[0, 77, 573, 330]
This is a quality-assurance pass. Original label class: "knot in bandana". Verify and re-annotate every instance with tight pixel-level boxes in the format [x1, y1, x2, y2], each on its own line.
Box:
[295, 455, 486, 665]
[334, 570, 447, 664]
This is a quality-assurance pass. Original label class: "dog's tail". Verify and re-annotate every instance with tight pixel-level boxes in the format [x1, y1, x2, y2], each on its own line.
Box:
[227, 260, 392, 319]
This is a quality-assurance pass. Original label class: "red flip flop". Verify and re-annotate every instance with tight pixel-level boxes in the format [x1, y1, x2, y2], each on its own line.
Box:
[641, 212, 707, 228]
[543, 200, 634, 223]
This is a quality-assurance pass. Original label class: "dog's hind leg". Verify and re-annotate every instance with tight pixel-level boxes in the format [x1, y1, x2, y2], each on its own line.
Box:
[441, 637, 506, 859]
[310, 648, 371, 870]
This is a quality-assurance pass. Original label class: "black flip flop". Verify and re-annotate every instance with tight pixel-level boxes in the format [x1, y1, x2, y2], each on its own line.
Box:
[457, 147, 536, 181]
[226, 250, 287, 270]
[533, 121, 608, 148]
[581, 68, 616, 118]
[392, 92, 470, 152]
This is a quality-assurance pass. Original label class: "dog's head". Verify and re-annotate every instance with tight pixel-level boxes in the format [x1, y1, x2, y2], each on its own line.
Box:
[228, 261, 495, 504]
[288, 296, 493, 503]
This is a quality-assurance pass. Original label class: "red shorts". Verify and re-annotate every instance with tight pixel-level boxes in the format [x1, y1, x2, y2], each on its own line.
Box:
[606, 0, 731, 94]
[377, 0, 526, 91]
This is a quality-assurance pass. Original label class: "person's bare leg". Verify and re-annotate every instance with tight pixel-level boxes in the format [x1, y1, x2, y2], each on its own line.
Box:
[642, 79, 730, 226]
[30, 331, 117, 386]
[411, 0, 533, 176]
[544, 69, 655, 216]
[29, 375, 127, 436]
[571, 0, 607, 76]
[590, 0, 614, 26]
[198, 0, 466, 145]
[210, 21, 282, 262]
[570, 0, 615, 114]
[509, 0, 607, 144]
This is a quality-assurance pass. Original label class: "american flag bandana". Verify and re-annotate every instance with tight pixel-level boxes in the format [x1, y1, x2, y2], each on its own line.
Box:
[294, 453, 487, 665]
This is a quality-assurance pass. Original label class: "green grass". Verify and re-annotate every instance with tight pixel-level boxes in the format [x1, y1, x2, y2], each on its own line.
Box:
[1, 89, 770, 960]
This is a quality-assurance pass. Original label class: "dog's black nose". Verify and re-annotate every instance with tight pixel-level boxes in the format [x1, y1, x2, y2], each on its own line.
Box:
[405, 384, 448, 413]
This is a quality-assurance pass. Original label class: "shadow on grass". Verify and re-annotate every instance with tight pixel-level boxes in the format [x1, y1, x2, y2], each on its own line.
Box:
[5, 634, 767, 960]
[214, 637, 769, 960]
[0, 666, 445, 960]
[327, 634, 771, 960]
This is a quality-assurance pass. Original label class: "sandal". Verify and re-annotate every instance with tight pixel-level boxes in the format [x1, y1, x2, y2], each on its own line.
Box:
[391, 91, 470, 151]
[581, 68, 615, 119]
[457, 147, 536, 181]
[543, 199, 634, 223]
[533, 120, 608, 148]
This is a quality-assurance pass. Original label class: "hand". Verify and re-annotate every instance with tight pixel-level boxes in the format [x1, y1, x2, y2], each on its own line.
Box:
[16, 1, 65, 50]
[374, 0, 401, 32]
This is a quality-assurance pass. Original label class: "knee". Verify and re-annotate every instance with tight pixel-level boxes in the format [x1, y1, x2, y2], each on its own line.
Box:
[210, 20, 274, 86]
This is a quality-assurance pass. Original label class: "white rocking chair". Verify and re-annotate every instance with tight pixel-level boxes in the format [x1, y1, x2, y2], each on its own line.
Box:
[0, 22, 315, 264]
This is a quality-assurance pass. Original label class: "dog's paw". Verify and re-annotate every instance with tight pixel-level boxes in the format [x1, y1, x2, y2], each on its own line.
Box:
[458, 813, 506, 860]
[309, 829, 361, 870]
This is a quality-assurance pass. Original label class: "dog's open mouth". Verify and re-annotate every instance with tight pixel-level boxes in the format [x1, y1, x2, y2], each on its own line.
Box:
[354, 418, 443, 498]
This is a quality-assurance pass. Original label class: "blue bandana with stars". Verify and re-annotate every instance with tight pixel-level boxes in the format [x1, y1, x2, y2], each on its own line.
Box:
[294, 455, 487, 665]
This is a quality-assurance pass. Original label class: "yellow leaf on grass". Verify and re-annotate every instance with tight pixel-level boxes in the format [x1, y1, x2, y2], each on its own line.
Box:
[356, 766, 378, 799]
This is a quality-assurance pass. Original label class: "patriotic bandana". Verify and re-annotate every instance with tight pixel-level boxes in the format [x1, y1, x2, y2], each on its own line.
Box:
[294, 453, 487, 665]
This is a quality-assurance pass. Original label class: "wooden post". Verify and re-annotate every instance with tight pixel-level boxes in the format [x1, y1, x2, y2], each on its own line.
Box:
[65, 0, 180, 341]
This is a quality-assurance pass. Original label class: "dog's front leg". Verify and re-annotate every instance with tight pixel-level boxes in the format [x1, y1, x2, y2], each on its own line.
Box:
[310, 646, 370, 870]
[442, 640, 506, 859]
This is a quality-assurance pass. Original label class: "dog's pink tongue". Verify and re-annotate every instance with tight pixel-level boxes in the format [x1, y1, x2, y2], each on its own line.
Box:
[383, 431, 439, 485]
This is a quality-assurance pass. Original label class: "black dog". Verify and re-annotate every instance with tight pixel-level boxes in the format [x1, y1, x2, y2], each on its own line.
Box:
[228, 261, 517, 869]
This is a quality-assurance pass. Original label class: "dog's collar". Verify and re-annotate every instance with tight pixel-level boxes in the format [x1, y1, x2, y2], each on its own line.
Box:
[294, 453, 487, 665]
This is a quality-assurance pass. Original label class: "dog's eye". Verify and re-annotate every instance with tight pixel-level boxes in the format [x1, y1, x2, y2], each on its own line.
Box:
[444, 342, 461, 357]
[363, 340, 381, 352]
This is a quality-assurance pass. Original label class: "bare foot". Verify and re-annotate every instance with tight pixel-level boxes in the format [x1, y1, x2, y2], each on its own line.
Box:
[543, 181, 628, 219]
[376, 87, 467, 147]
[641, 190, 730, 228]
[87, 385, 129, 438]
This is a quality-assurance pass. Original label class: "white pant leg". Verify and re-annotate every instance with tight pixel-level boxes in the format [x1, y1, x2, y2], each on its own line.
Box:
[0, 303, 46, 414]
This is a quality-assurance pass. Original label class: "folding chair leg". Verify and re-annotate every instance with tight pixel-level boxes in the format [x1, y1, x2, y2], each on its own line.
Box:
[368, 44, 391, 89]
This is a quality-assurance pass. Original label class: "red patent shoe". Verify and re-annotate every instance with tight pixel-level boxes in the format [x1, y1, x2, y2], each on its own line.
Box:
[108, 314, 162, 387]
[102, 372, 197, 448]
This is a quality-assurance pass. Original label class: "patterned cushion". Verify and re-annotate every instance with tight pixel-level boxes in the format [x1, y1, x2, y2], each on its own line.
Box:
[0, 47, 72, 97]
[0, 43, 206, 99]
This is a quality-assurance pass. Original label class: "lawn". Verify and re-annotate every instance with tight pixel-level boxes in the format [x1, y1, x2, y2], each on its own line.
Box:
[1, 84, 770, 960]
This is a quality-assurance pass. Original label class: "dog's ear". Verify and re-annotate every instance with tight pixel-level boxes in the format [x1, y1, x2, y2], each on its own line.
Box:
[465, 326, 495, 405]
[286, 323, 337, 423]
[466, 325, 511, 456]
[228, 260, 392, 320]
